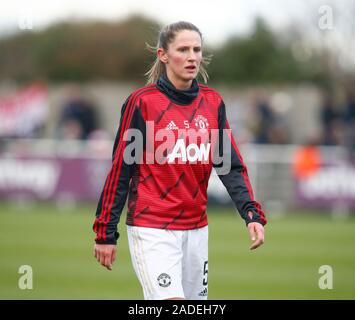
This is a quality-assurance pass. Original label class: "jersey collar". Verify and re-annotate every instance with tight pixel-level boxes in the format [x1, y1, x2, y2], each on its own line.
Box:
[156, 74, 199, 105]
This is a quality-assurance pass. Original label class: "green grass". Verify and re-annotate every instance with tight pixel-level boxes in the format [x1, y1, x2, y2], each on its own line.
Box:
[0, 202, 354, 299]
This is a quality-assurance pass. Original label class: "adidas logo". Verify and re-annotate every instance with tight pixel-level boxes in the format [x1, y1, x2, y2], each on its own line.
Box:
[166, 120, 179, 130]
[198, 287, 208, 297]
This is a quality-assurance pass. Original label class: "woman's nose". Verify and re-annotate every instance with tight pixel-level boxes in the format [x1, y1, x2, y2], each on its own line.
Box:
[188, 50, 197, 60]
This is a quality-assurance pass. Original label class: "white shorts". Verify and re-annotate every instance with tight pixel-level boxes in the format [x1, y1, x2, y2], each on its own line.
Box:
[127, 225, 208, 300]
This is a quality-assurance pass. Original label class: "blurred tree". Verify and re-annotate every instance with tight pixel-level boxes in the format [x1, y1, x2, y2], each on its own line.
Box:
[0, 15, 160, 83]
[0, 15, 335, 85]
[208, 17, 331, 85]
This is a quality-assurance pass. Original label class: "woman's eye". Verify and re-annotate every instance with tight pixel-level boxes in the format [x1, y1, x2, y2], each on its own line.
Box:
[178, 47, 201, 52]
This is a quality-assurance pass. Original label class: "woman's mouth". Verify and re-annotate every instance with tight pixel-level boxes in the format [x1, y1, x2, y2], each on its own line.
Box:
[185, 66, 196, 72]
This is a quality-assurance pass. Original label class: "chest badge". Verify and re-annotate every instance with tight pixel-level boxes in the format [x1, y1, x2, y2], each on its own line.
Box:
[194, 115, 209, 130]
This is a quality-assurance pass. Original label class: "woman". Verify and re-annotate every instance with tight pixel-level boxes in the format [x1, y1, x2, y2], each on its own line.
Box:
[93, 21, 267, 300]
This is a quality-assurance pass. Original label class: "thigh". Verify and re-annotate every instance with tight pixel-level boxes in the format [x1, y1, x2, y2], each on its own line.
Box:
[127, 226, 185, 300]
[182, 226, 209, 300]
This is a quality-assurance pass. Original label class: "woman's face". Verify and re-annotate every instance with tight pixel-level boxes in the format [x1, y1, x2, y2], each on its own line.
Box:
[158, 30, 202, 89]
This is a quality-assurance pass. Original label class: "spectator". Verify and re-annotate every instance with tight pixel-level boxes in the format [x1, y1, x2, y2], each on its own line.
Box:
[58, 86, 100, 140]
[250, 92, 289, 144]
[320, 91, 342, 145]
[293, 140, 322, 180]
[343, 87, 355, 158]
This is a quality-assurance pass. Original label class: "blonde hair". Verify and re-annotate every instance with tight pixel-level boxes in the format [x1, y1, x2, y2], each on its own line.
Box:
[145, 21, 211, 85]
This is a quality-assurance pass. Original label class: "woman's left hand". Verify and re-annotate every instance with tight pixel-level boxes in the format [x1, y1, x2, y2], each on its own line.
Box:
[247, 219, 265, 250]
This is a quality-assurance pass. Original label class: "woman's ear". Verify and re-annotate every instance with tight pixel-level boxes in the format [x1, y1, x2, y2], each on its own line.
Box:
[157, 48, 168, 64]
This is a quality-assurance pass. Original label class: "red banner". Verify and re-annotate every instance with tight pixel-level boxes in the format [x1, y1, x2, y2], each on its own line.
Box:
[0, 82, 48, 137]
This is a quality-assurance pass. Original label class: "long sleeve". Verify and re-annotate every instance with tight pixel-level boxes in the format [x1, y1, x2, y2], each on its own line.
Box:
[93, 95, 146, 244]
[214, 100, 267, 226]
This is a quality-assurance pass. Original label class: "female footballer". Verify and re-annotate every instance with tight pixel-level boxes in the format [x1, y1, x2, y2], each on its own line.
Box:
[93, 21, 267, 300]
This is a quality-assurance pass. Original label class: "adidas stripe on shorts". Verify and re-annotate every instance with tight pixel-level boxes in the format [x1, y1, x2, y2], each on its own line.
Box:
[127, 225, 208, 300]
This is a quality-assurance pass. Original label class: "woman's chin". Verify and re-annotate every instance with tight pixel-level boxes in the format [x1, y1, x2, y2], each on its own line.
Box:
[181, 73, 197, 81]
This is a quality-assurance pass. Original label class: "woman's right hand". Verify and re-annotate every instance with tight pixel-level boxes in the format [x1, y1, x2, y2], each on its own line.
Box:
[94, 244, 117, 271]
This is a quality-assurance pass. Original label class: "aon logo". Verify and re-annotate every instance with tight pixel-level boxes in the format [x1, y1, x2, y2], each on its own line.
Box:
[167, 139, 211, 163]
